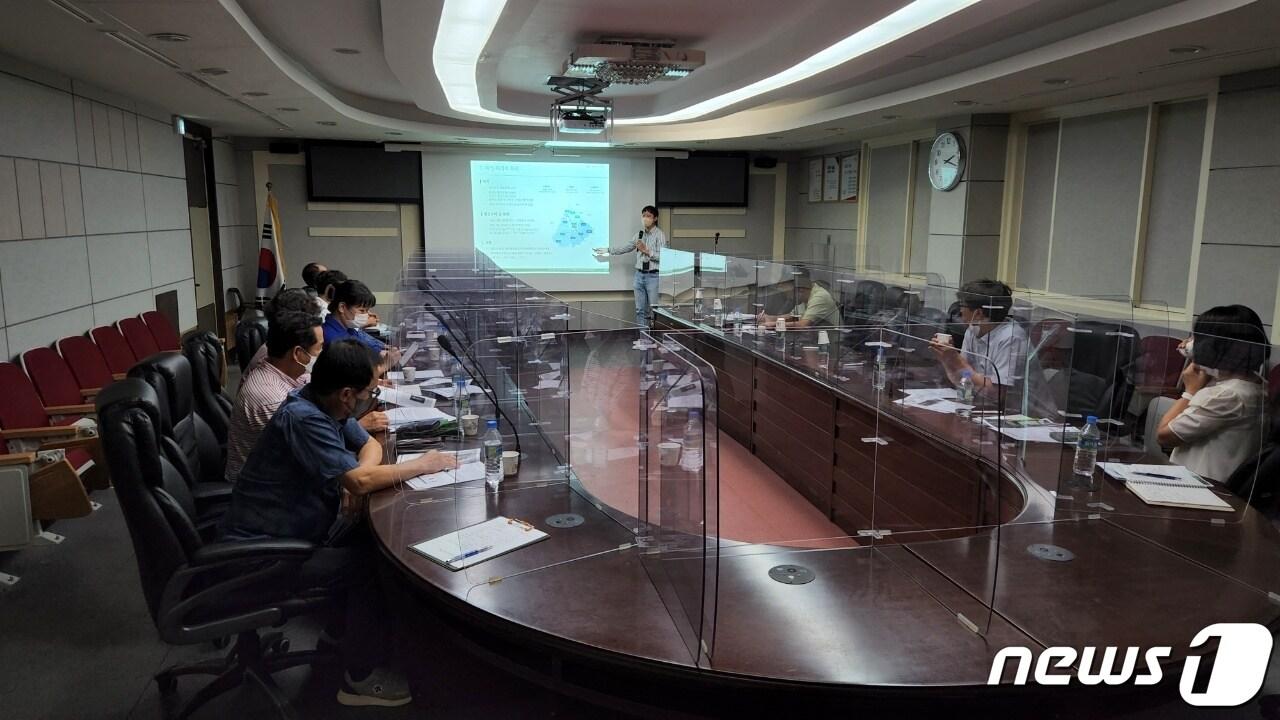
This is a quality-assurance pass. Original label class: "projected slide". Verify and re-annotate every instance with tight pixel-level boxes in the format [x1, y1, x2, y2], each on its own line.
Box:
[471, 161, 610, 274]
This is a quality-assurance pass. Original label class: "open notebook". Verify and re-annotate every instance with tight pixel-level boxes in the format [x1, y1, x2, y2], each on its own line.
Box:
[1098, 463, 1233, 512]
[409, 516, 548, 571]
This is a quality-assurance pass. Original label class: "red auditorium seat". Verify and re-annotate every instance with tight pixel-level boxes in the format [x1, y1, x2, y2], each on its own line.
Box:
[57, 335, 118, 392]
[90, 325, 137, 376]
[118, 317, 161, 359]
[0, 362, 106, 490]
[20, 347, 96, 408]
[141, 310, 181, 352]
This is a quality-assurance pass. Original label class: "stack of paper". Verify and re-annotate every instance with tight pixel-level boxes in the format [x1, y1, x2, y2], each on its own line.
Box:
[894, 388, 972, 415]
[387, 368, 443, 382]
[1098, 463, 1232, 512]
[980, 415, 1062, 443]
[379, 386, 434, 408]
[385, 406, 453, 429]
[397, 448, 485, 490]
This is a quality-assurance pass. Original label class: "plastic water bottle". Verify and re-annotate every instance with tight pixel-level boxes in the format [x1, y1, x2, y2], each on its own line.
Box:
[1073, 415, 1101, 480]
[957, 370, 975, 403]
[454, 373, 470, 418]
[483, 419, 503, 490]
[712, 298, 725, 327]
[693, 288, 704, 318]
[872, 347, 887, 391]
[679, 409, 704, 472]
[817, 332, 831, 375]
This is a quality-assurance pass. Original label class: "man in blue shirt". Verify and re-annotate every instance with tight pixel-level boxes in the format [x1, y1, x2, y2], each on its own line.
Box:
[322, 279, 403, 366]
[219, 339, 453, 707]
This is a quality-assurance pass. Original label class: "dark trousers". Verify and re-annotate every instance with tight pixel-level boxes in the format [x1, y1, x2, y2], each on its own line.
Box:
[295, 522, 387, 674]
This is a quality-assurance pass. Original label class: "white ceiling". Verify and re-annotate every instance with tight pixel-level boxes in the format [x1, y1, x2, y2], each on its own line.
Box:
[0, 0, 1276, 150]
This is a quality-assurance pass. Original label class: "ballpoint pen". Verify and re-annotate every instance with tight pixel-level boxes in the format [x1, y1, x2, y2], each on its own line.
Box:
[447, 545, 493, 564]
[1132, 471, 1180, 480]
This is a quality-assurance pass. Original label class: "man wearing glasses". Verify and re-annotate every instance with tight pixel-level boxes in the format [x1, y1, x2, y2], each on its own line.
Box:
[219, 339, 455, 708]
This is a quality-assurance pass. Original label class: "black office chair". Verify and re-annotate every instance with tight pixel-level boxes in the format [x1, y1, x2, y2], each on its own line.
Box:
[853, 280, 886, 316]
[95, 379, 334, 720]
[1067, 319, 1141, 427]
[128, 353, 231, 527]
[235, 314, 269, 373]
[183, 332, 232, 447]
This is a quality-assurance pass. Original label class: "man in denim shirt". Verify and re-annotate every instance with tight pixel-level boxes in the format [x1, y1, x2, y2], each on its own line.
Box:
[219, 339, 453, 708]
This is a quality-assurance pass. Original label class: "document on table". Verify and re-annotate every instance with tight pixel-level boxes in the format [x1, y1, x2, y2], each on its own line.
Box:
[397, 449, 485, 490]
[426, 383, 486, 399]
[981, 416, 1062, 442]
[894, 388, 972, 414]
[408, 516, 548, 570]
[379, 386, 434, 408]
[387, 369, 443, 381]
[385, 406, 453, 429]
[1098, 463, 1232, 512]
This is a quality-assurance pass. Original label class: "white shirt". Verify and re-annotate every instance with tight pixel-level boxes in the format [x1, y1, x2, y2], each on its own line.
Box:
[1169, 377, 1268, 483]
[961, 320, 1029, 387]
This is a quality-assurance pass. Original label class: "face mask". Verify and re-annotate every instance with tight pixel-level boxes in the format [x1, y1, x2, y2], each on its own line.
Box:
[1203, 366, 1220, 379]
[352, 312, 370, 329]
[1178, 339, 1193, 358]
[295, 348, 318, 374]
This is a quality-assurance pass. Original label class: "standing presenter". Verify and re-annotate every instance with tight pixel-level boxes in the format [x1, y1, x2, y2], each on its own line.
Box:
[596, 205, 667, 326]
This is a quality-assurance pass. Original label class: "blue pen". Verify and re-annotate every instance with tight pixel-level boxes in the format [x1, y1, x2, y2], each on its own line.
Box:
[447, 545, 493, 564]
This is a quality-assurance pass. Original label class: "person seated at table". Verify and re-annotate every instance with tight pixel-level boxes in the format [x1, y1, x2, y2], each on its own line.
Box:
[323, 279, 401, 366]
[1158, 304, 1271, 484]
[244, 287, 324, 370]
[313, 268, 348, 319]
[757, 271, 840, 328]
[930, 279, 1030, 392]
[219, 339, 455, 707]
[227, 312, 389, 482]
[301, 261, 327, 293]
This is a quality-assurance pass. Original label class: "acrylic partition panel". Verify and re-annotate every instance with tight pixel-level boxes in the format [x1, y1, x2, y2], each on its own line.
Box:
[658, 247, 697, 307]
[635, 331, 720, 665]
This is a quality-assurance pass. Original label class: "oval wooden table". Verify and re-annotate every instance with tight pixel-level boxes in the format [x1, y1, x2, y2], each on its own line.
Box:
[368, 311, 1280, 717]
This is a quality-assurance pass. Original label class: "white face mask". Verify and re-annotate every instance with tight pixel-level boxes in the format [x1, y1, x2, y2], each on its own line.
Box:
[351, 312, 370, 329]
[296, 348, 318, 374]
[1203, 366, 1220, 379]
[1178, 338, 1193, 358]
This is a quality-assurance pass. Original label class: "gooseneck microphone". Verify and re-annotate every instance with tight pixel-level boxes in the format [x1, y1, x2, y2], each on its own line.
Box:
[437, 334, 522, 454]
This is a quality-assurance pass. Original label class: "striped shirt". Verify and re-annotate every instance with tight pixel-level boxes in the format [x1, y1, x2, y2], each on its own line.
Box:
[224, 359, 308, 482]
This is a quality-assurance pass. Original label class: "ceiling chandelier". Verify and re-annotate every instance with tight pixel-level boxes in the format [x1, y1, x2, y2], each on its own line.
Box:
[565, 37, 704, 86]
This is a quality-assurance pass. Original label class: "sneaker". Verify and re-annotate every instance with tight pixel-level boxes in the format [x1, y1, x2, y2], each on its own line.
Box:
[336, 667, 412, 708]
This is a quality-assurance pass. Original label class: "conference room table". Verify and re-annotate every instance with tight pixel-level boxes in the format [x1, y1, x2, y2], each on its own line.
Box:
[365, 301, 1280, 715]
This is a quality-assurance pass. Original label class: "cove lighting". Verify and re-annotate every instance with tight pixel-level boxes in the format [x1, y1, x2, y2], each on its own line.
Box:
[545, 140, 611, 148]
[433, 0, 982, 126]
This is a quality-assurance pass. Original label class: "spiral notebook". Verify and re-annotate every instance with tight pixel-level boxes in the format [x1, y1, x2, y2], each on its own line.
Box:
[1098, 463, 1233, 512]
[408, 516, 548, 570]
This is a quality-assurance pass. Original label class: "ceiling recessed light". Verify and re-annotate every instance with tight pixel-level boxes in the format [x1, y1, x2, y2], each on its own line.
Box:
[276, 107, 299, 112]
[316, 120, 337, 126]
[276, 127, 287, 131]
[198, 67, 228, 76]
[1042, 77, 1072, 86]
[1169, 45, 1205, 55]
[333, 47, 361, 55]
[881, 114, 901, 120]
[242, 91, 269, 97]
[148, 32, 190, 42]
[953, 99, 977, 107]
[386, 131, 403, 136]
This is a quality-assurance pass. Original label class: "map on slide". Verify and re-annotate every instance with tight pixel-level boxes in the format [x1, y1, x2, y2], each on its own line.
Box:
[553, 209, 594, 247]
[470, 160, 610, 274]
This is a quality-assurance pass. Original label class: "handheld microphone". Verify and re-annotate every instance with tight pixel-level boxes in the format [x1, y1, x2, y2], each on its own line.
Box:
[437, 334, 522, 454]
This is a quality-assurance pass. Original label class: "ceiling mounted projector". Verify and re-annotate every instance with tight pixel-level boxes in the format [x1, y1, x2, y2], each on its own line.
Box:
[547, 76, 612, 142]
[565, 37, 705, 85]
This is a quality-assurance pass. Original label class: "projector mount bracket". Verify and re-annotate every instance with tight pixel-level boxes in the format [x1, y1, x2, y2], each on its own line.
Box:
[547, 76, 612, 143]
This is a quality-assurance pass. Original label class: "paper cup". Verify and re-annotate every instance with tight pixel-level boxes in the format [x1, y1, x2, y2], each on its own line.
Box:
[502, 450, 520, 476]
[802, 345, 819, 365]
[933, 333, 952, 346]
[461, 414, 479, 436]
[402, 366, 417, 382]
[658, 441, 682, 467]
